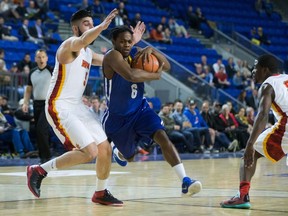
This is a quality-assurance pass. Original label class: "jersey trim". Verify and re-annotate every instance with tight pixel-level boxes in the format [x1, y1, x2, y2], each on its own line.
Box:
[47, 63, 73, 150]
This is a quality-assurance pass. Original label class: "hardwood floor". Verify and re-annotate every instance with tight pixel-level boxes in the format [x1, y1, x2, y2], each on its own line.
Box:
[0, 154, 287, 216]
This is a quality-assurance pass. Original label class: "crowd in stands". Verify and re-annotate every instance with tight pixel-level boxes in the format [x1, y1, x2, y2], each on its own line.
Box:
[154, 97, 260, 154]
[0, 0, 284, 160]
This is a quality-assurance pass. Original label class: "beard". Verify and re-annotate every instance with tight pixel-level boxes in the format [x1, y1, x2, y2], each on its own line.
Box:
[78, 27, 95, 46]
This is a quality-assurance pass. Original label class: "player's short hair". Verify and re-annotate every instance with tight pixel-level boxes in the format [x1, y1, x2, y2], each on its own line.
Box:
[258, 54, 282, 73]
[109, 25, 133, 41]
[70, 9, 92, 25]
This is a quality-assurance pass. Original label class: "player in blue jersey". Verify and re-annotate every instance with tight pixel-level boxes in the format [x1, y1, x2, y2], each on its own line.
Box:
[102, 25, 202, 197]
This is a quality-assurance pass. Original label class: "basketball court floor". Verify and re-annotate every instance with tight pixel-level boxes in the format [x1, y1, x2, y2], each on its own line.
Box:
[0, 152, 287, 216]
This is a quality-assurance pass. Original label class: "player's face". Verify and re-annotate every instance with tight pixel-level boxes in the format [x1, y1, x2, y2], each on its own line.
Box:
[77, 17, 94, 36]
[114, 32, 133, 58]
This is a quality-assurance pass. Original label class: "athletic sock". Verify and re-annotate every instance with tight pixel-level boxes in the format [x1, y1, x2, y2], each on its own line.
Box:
[96, 178, 108, 192]
[239, 181, 250, 198]
[41, 158, 57, 172]
[172, 163, 187, 181]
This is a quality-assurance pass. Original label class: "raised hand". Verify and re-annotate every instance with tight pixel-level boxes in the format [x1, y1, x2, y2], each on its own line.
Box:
[131, 21, 146, 45]
[100, 9, 118, 30]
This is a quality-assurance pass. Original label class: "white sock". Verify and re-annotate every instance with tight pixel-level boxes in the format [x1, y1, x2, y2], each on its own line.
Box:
[41, 158, 57, 172]
[96, 178, 108, 192]
[172, 163, 186, 181]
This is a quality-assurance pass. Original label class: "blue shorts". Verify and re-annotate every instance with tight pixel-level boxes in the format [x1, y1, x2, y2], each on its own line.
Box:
[103, 100, 164, 159]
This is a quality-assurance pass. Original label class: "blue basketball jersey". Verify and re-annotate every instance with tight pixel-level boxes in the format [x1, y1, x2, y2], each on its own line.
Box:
[104, 47, 143, 116]
[102, 47, 164, 159]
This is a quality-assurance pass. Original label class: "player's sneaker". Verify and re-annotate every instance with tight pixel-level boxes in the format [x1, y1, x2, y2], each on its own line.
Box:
[220, 193, 251, 209]
[138, 148, 149, 155]
[26, 165, 47, 198]
[92, 189, 123, 206]
[112, 146, 127, 167]
[182, 177, 202, 197]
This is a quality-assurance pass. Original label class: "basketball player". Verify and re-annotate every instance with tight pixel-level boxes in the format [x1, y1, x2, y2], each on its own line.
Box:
[221, 54, 288, 209]
[102, 25, 202, 197]
[26, 9, 145, 206]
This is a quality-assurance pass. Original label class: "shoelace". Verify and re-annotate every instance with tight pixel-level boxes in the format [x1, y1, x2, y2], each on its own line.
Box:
[104, 189, 118, 201]
[34, 172, 45, 189]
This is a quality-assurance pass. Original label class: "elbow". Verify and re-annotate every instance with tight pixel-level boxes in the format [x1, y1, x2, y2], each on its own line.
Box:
[163, 62, 171, 72]
[123, 72, 137, 82]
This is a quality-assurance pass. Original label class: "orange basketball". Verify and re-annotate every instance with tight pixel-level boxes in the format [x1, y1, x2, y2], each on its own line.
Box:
[132, 54, 160, 73]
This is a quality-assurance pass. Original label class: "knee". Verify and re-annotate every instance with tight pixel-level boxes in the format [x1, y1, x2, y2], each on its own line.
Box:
[97, 141, 112, 157]
[86, 150, 98, 161]
[84, 144, 98, 161]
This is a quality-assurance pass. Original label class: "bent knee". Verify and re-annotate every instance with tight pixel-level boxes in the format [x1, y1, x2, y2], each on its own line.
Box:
[83, 143, 98, 161]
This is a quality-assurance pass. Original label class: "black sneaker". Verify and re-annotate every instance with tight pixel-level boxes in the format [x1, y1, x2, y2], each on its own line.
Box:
[92, 189, 123, 206]
[26, 165, 47, 198]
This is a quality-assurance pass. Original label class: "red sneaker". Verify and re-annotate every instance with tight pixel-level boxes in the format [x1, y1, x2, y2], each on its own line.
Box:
[220, 193, 251, 209]
[138, 148, 149, 155]
[26, 165, 47, 198]
[92, 189, 123, 206]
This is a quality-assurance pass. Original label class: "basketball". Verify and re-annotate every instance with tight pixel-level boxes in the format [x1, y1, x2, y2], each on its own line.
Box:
[132, 54, 160, 73]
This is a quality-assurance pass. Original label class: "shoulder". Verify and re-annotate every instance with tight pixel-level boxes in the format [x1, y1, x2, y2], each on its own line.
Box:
[46, 65, 53, 74]
[30, 66, 38, 74]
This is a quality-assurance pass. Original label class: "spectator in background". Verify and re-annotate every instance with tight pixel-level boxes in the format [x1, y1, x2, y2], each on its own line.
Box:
[186, 5, 200, 33]
[15, 1, 29, 20]
[18, 18, 44, 45]
[159, 16, 169, 30]
[159, 103, 196, 153]
[29, 18, 59, 45]
[203, 65, 214, 86]
[214, 66, 230, 89]
[163, 27, 173, 44]
[35, 0, 49, 21]
[0, 0, 20, 19]
[150, 24, 172, 44]
[0, 48, 7, 71]
[237, 90, 248, 108]
[90, 0, 106, 21]
[168, 17, 190, 38]
[0, 109, 37, 159]
[235, 107, 253, 135]
[200, 55, 213, 73]
[212, 58, 226, 74]
[233, 71, 245, 90]
[246, 106, 255, 126]
[195, 7, 212, 36]
[89, 95, 104, 123]
[26, 0, 41, 20]
[115, 1, 129, 26]
[130, 13, 150, 41]
[256, 26, 271, 45]
[131, 12, 141, 28]
[9, 62, 25, 97]
[224, 103, 250, 150]
[225, 57, 237, 79]
[184, 99, 214, 152]
[0, 59, 10, 87]
[172, 100, 203, 153]
[201, 100, 238, 152]
[246, 89, 259, 111]
[14, 98, 34, 132]
[17, 53, 35, 73]
[0, 17, 18, 41]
